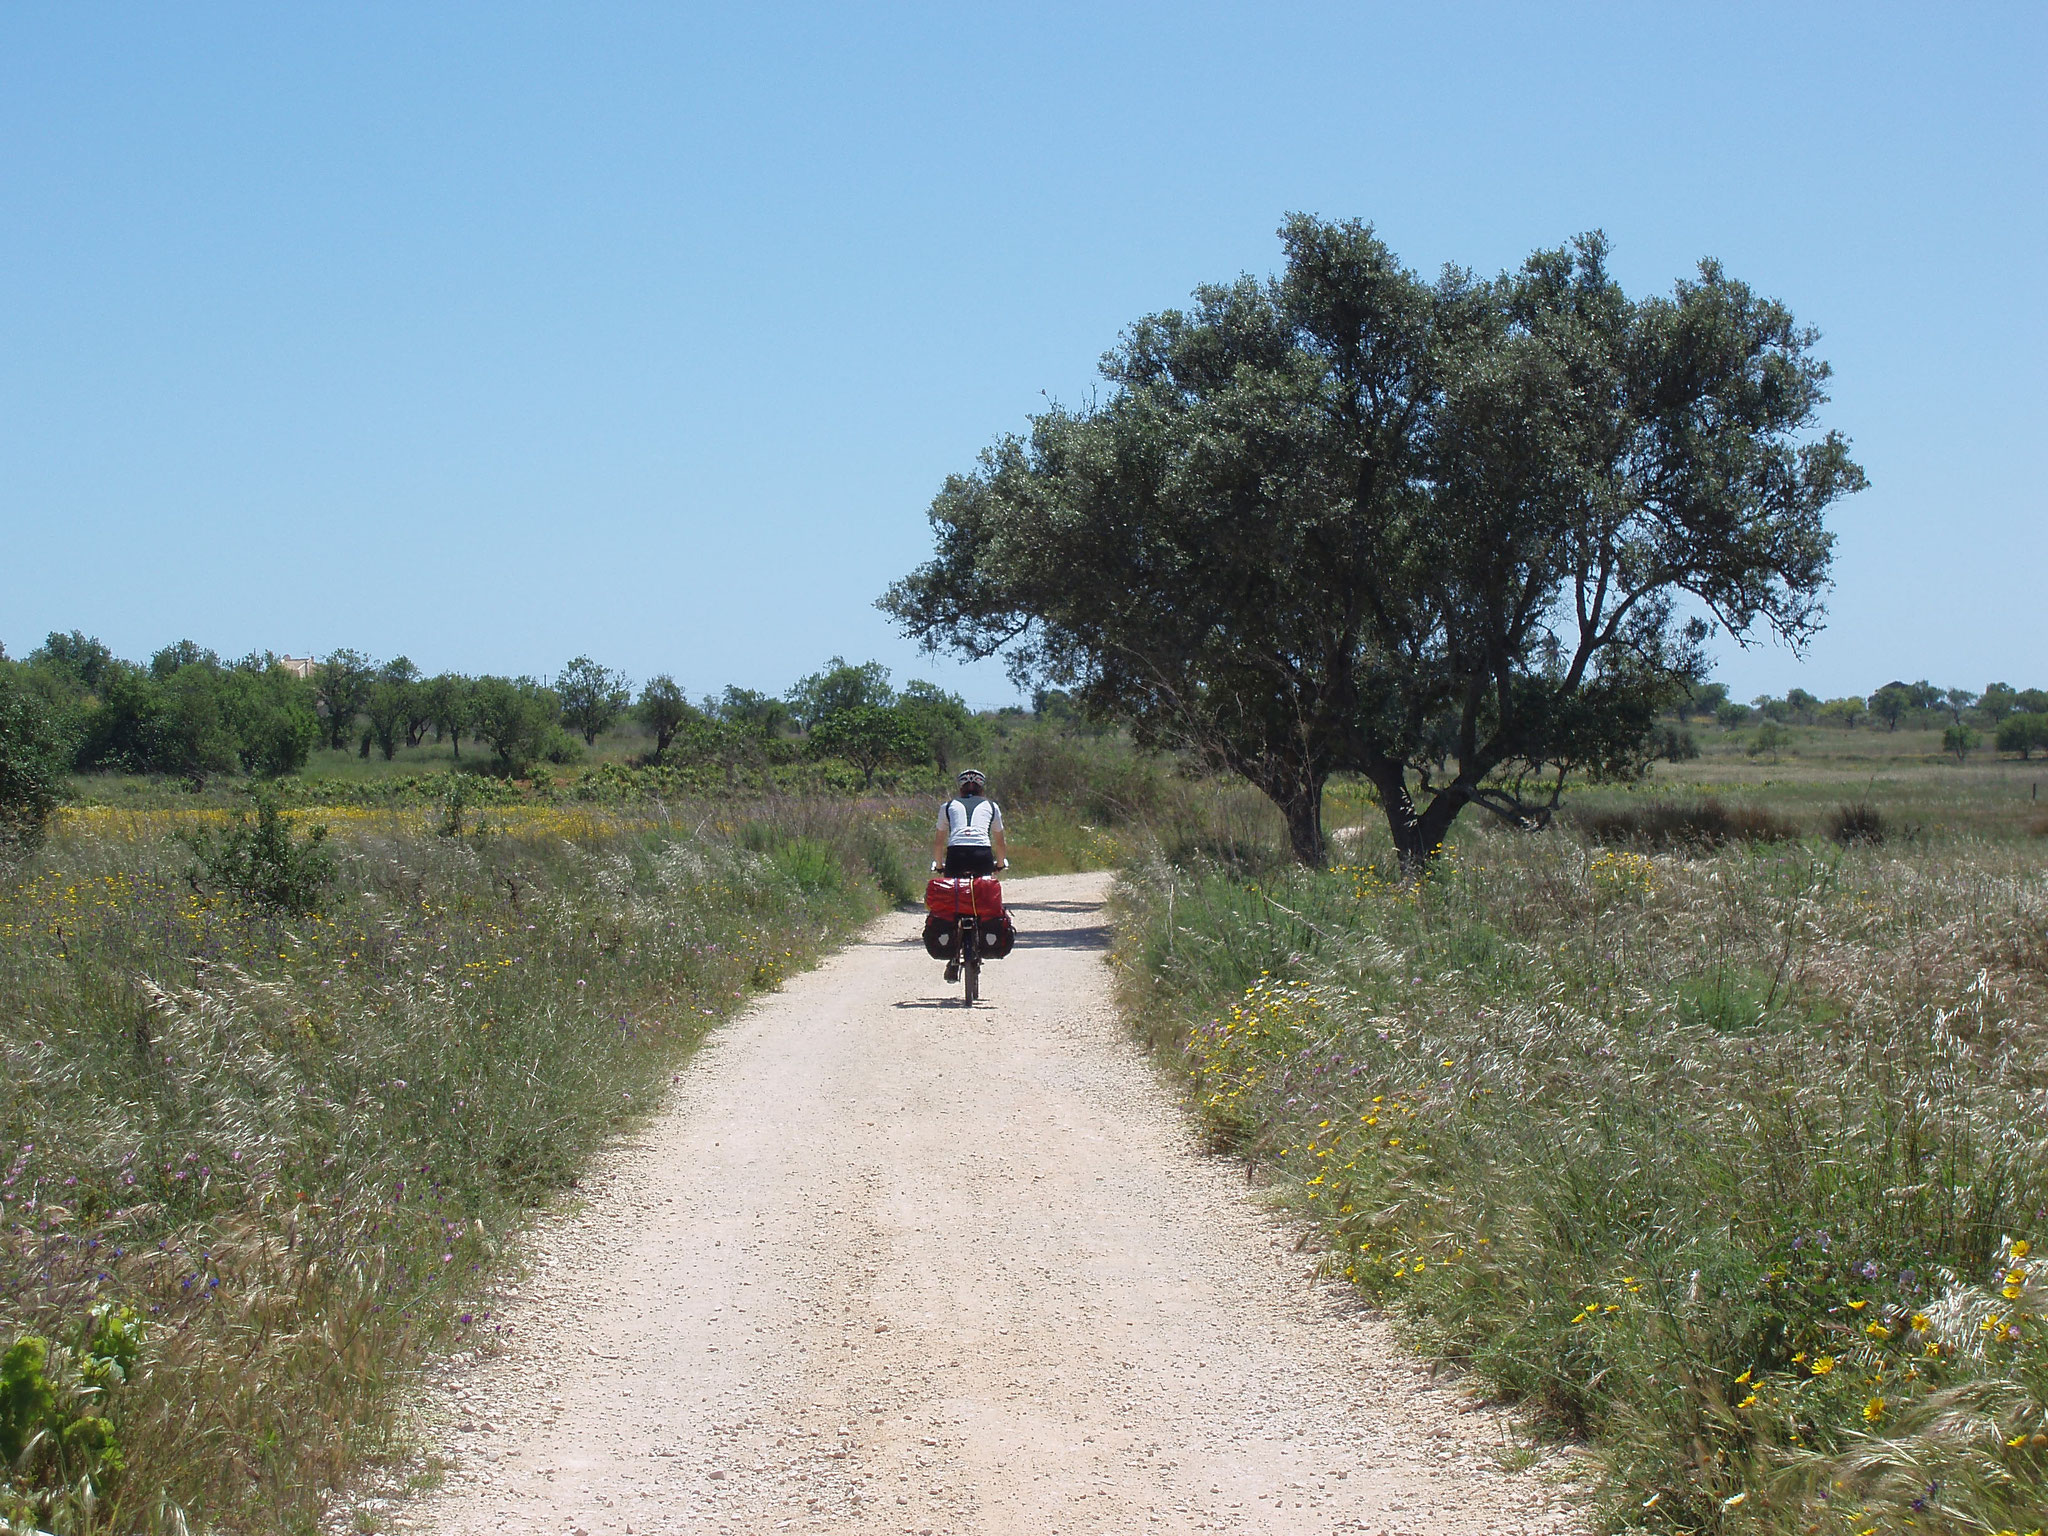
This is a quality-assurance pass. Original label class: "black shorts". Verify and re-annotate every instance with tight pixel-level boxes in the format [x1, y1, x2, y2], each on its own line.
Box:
[943, 845, 997, 876]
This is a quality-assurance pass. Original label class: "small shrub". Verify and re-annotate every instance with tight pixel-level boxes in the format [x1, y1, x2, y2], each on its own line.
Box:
[1994, 711, 2048, 759]
[1651, 723, 1699, 763]
[1675, 970, 1772, 1032]
[1747, 720, 1793, 762]
[988, 728, 1168, 825]
[1828, 802, 1887, 845]
[768, 836, 844, 893]
[540, 724, 585, 765]
[434, 771, 471, 838]
[0, 1306, 143, 1531]
[185, 783, 337, 915]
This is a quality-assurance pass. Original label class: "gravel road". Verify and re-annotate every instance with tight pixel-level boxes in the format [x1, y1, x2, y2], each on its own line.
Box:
[405, 872, 1578, 1536]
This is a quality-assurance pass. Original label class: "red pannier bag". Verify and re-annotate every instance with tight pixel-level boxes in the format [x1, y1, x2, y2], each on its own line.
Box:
[924, 876, 1005, 920]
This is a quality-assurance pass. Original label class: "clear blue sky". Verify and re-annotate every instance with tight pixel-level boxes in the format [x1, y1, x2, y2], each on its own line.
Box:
[3, 3, 2041, 709]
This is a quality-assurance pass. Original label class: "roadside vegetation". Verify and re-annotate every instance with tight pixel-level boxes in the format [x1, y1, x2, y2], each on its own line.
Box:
[1114, 729, 2048, 1536]
[0, 630, 1192, 1533]
[0, 793, 927, 1533]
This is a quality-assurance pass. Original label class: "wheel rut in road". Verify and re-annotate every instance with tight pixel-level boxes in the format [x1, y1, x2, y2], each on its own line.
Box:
[406, 871, 1579, 1536]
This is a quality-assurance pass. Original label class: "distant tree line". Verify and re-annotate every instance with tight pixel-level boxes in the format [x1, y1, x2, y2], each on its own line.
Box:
[0, 633, 1001, 844]
[1678, 677, 2048, 758]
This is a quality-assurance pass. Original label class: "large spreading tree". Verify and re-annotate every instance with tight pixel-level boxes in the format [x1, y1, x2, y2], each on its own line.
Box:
[883, 216, 1863, 867]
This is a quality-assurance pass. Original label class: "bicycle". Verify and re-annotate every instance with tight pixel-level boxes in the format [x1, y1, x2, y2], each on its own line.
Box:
[924, 861, 1011, 1006]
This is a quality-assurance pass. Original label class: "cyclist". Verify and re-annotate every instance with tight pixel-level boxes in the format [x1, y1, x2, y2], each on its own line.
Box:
[931, 768, 1009, 877]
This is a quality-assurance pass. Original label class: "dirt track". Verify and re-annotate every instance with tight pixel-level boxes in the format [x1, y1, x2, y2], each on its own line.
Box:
[404, 872, 1578, 1536]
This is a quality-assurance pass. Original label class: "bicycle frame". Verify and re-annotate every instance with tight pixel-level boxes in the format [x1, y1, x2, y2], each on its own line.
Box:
[955, 914, 981, 1003]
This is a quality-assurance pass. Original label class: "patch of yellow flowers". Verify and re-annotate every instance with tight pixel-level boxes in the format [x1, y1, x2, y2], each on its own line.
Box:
[1588, 848, 1656, 898]
[51, 803, 660, 845]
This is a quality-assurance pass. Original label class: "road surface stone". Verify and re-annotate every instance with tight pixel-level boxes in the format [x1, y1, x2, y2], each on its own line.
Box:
[401, 872, 1580, 1536]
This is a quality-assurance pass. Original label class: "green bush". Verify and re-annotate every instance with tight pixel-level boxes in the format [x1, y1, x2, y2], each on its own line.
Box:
[184, 784, 337, 915]
[469, 676, 561, 775]
[769, 835, 845, 893]
[223, 665, 320, 777]
[0, 1306, 144, 1531]
[986, 727, 1168, 825]
[853, 819, 920, 904]
[1995, 712, 2048, 759]
[0, 668, 69, 849]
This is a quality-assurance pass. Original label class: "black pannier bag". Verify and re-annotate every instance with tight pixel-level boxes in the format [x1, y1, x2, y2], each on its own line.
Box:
[977, 912, 1016, 959]
[924, 913, 1014, 959]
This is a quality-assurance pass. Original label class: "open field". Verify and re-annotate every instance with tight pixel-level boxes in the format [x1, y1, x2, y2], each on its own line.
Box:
[7, 719, 2045, 1535]
[1644, 723, 2048, 843]
[1114, 737, 2048, 1534]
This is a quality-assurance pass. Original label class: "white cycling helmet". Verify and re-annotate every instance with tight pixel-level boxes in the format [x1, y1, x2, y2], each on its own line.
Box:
[955, 768, 986, 791]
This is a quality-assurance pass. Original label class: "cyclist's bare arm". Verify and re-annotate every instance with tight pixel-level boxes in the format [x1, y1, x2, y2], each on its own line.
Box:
[993, 828, 1009, 868]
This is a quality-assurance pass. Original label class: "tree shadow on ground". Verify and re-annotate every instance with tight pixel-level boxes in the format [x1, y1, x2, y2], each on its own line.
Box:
[1010, 924, 1111, 951]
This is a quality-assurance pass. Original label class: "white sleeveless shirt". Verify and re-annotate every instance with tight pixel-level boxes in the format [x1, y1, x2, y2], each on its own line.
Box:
[938, 796, 1003, 847]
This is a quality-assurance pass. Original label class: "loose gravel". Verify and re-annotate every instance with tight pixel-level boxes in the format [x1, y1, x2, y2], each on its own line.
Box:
[398, 872, 1582, 1536]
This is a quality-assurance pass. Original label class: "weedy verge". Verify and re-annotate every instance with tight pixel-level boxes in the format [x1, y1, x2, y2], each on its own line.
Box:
[1114, 824, 2048, 1535]
[0, 798, 911, 1533]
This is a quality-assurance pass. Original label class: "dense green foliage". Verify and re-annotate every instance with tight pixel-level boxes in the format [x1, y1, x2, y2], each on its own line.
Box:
[5, 633, 1007, 815]
[808, 704, 925, 789]
[1996, 713, 2048, 759]
[887, 216, 1862, 867]
[555, 656, 631, 746]
[634, 673, 699, 762]
[1730, 682, 2048, 741]
[0, 667, 70, 848]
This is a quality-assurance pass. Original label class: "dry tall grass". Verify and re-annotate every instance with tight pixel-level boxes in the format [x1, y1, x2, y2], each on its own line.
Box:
[0, 799, 915, 1533]
[1116, 820, 2048, 1534]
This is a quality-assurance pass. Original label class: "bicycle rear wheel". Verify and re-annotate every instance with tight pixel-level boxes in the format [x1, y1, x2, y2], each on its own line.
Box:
[963, 953, 979, 1005]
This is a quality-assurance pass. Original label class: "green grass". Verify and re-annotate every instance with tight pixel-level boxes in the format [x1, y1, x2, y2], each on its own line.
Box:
[1114, 751, 2048, 1535]
[0, 796, 912, 1534]
[1603, 720, 2048, 843]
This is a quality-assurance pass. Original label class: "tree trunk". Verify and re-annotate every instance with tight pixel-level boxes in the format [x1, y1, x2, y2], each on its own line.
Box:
[1285, 793, 1326, 867]
[1371, 767, 1468, 875]
[1264, 772, 1326, 868]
